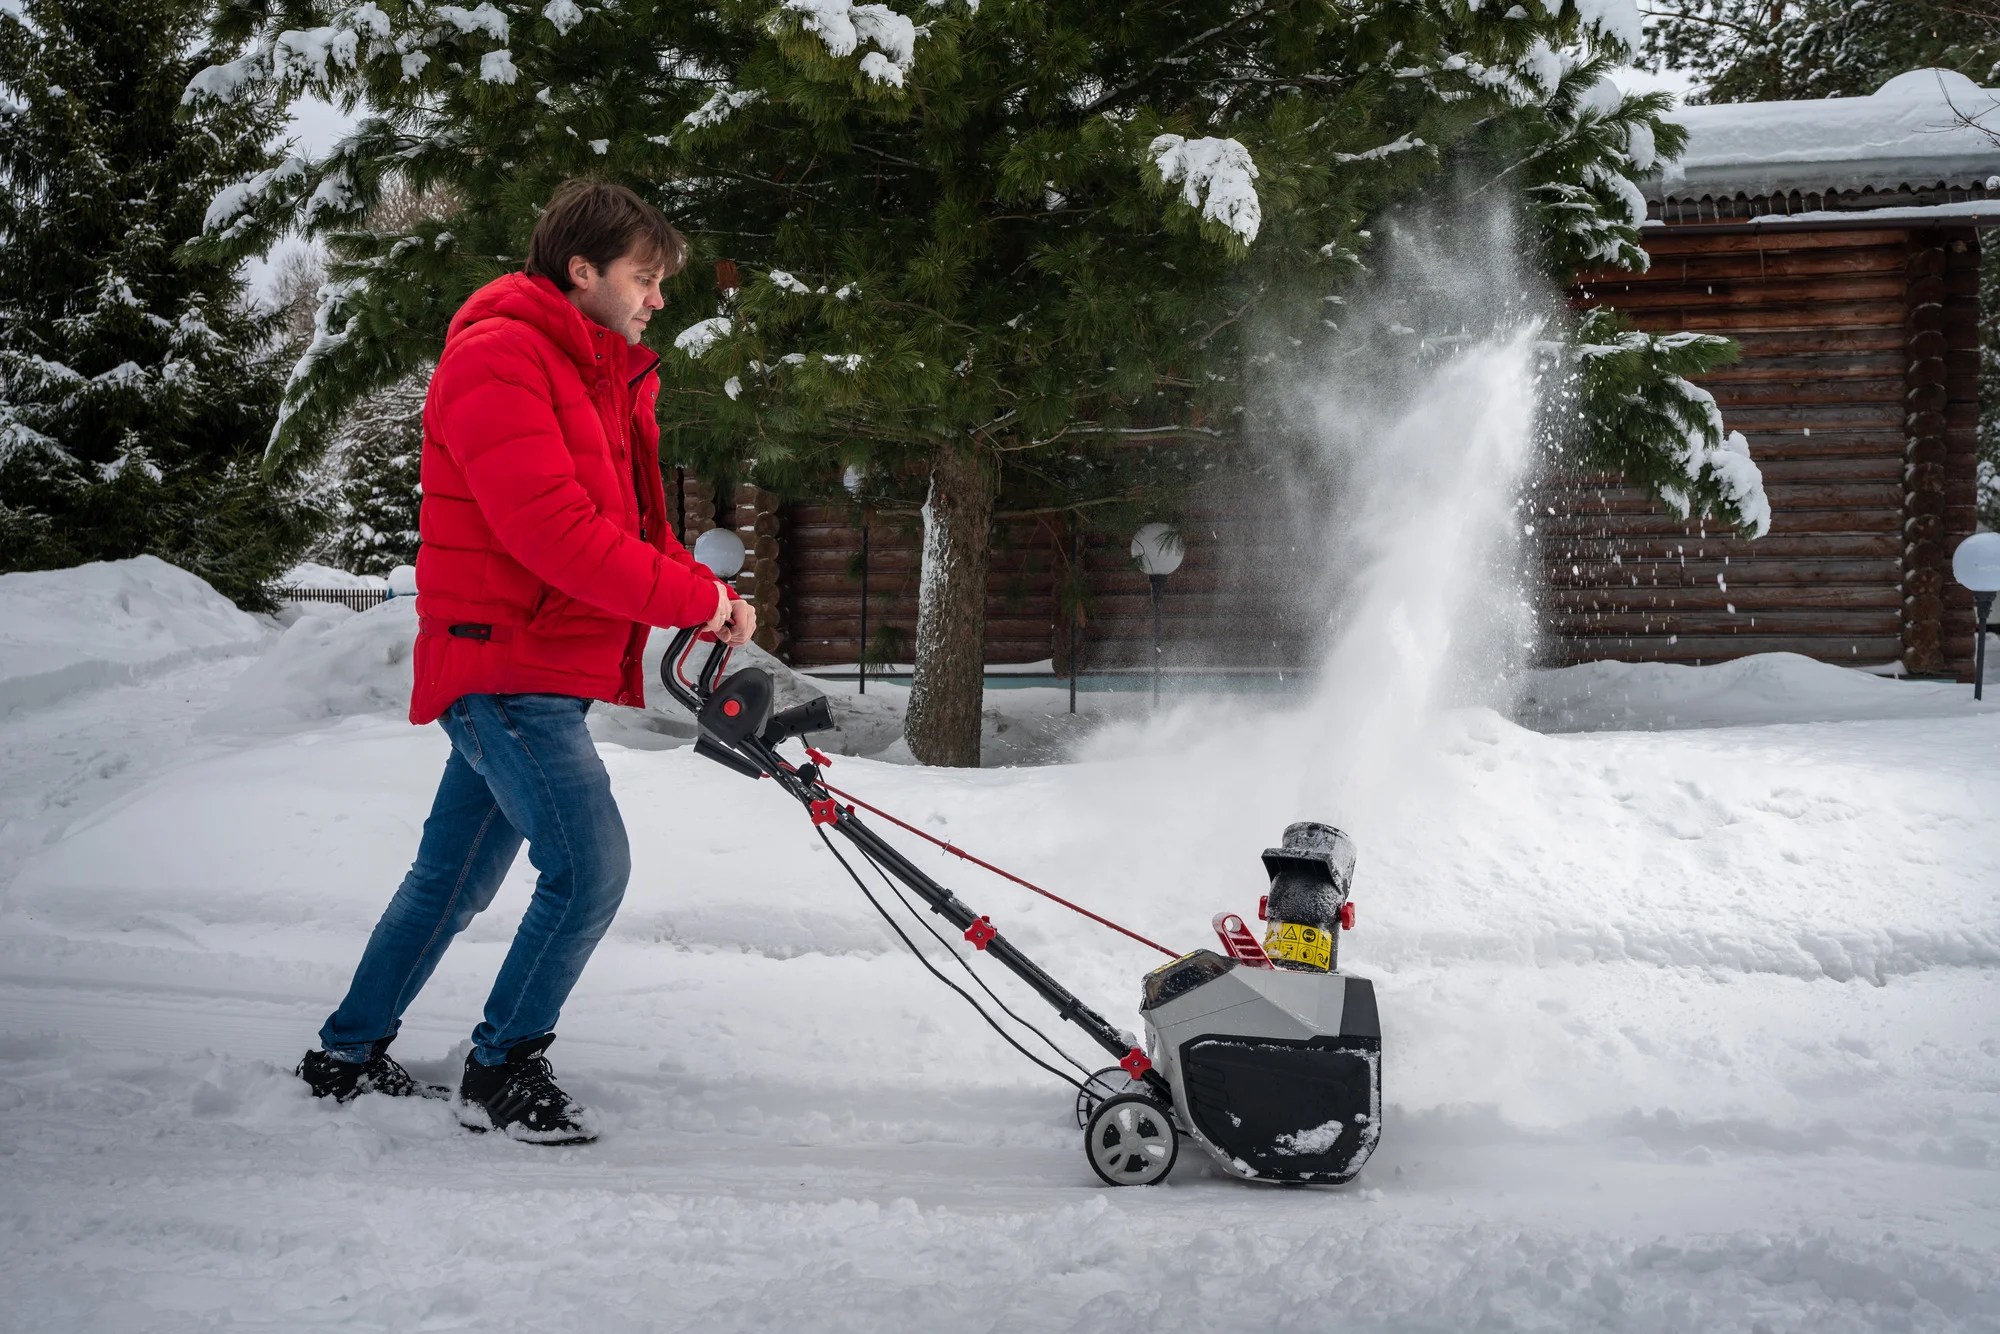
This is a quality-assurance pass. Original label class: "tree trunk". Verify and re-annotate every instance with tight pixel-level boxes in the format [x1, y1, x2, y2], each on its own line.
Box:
[905, 441, 993, 766]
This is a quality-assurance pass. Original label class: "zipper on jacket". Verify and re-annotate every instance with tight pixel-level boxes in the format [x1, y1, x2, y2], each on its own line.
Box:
[627, 351, 661, 545]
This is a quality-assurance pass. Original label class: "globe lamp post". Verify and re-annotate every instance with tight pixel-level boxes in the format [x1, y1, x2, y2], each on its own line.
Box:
[1953, 532, 2000, 700]
[694, 525, 746, 586]
[1130, 523, 1184, 705]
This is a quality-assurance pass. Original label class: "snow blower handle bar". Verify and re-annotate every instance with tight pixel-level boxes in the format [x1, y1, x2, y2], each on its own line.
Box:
[658, 625, 1174, 1104]
[663, 626, 733, 715]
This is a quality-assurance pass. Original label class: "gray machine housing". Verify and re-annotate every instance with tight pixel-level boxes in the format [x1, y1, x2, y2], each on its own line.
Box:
[1140, 951, 1381, 1183]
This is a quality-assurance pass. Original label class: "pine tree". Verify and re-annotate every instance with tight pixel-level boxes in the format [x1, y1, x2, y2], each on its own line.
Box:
[0, 0, 321, 607]
[187, 0, 1764, 762]
[325, 371, 427, 574]
[1644, 0, 2000, 103]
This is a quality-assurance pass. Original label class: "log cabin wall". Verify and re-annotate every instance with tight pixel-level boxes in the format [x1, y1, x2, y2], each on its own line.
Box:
[1547, 224, 1982, 675]
[735, 479, 1288, 671]
[709, 229, 1982, 676]
[778, 505, 1066, 669]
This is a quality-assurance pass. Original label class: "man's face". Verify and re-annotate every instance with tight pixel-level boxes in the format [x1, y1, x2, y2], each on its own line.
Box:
[565, 244, 667, 344]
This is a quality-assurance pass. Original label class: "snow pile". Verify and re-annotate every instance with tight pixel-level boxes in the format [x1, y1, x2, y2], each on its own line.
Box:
[1516, 651, 1999, 732]
[0, 556, 268, 716]
[278, 561, 387, 590]
[201, 599, 417, 735]
[1148, 135, 1262, 244]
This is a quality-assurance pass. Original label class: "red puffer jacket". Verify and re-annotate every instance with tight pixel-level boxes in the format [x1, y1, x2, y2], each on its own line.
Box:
[408, 273, 733, 724]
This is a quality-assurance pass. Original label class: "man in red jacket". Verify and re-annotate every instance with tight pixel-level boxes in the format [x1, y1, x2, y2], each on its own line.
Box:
[296, 181, 752, 1144]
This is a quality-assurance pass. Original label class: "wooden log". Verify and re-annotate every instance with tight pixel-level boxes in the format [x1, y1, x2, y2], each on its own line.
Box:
[1722, 328, 1909, 355]
[1545, 610, 1901, 636]
[1717, 456, 1903, 482]
[1703, 377, 1904, 406]
[1694, 351, 1908, 381]
[1628, 227, 1915, 257]
[1703, 403, 1902, 428]
[1541, 558, 1902, 587]
[1545, 480, 1901, 513]
[1546, 583, 1901, 610]
[1614, 301, 1907, 332]
[1538, 510, 1900, 538]
[1726, 430, 1905, 457]
[1541, 533, 1902, 559]
[1543, 634, 1904, 664]
[1585, 246, 1907, 284]
[1585, 274, 1908, 309]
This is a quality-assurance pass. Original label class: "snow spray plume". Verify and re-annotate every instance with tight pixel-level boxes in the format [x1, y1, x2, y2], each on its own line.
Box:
[1076, 201, 1553, 841]
[1240, 202, 1553, 819]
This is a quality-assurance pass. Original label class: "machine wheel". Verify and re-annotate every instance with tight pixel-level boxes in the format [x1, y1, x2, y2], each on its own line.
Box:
[1084, 1094, 1178, 1186]
[1074, 1066, 1144, 1128]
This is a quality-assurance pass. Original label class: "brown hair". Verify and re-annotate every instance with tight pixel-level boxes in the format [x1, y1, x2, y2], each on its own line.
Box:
[526, 180, 688, 290]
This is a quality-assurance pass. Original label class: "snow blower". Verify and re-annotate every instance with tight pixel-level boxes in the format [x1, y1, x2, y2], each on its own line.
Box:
[661, 629, 1381, 1187]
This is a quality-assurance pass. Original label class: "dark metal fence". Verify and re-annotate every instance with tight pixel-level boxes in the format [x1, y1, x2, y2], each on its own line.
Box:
[279, 587, 392, 612]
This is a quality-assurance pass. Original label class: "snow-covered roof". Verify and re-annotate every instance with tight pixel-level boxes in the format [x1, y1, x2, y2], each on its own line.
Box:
[1651, 68, 2000, 203]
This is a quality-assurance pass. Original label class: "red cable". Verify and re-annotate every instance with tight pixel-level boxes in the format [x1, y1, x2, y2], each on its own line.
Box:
[813, 778, 1181, 959]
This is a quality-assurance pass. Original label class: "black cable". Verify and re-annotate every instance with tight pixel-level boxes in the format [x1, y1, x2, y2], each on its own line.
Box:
[816, 826, 1089, 1094]
[852, 838, 1100, 1081]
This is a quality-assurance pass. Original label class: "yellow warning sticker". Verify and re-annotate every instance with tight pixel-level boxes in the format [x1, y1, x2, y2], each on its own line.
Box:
[1263, 921, 1331, 970]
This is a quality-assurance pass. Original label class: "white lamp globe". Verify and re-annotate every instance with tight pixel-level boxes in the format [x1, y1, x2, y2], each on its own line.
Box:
[386, 564, 418, 597]
[842, 465, 866, 496]
[1952, 532, 2000, 593]
[694, 528, 746, 579]
[1130, 523, 1184, 577]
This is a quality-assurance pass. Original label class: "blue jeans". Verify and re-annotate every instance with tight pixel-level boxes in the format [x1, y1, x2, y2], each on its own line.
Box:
[320, 693, 630, 1067]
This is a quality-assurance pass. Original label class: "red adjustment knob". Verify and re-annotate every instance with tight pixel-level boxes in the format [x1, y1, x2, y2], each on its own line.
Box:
[809, 798, 840, 826]
[1119, 1047, 1153, 1079]
[722, 699, 741, 717]
[1339, 901, 1355, 930]
[963, 915, 996, 950]
[806, 746, 833, 767]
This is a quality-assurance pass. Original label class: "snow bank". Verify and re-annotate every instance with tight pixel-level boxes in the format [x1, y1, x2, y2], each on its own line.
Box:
[0, 556, 268, 717]
[201, 599, 416, 735]
[278, 561, 387, 590]
[182, 590, 1084, 763]
[1515, 651, 1998, 732]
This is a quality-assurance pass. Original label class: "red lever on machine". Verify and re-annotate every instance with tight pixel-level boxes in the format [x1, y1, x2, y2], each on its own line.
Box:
[1212, 913, 1275, 968]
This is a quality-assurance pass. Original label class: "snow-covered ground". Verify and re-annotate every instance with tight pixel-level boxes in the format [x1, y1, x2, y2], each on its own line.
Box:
[2, 560, 1997, 1331]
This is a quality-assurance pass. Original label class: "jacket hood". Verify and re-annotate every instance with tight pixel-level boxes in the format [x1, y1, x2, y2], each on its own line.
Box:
[445, 272, 655, 381]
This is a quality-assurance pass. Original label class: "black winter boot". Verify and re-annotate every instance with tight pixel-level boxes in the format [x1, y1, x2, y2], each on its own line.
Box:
[298, 1038, 449, 1103]
[456, 1034, 598, 1145]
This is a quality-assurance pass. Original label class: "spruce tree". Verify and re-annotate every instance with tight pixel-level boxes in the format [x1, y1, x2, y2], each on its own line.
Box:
[0, 0, 320, 607]
[188, 0, 1765, 762]
[325, 371, 427, 574]
[1644, 0, 2000, 102]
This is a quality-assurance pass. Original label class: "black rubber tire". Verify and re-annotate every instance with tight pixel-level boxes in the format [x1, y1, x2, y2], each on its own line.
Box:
[1073, 1065, 1143, 1128]
[1084, 1094, 1178, 1186]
